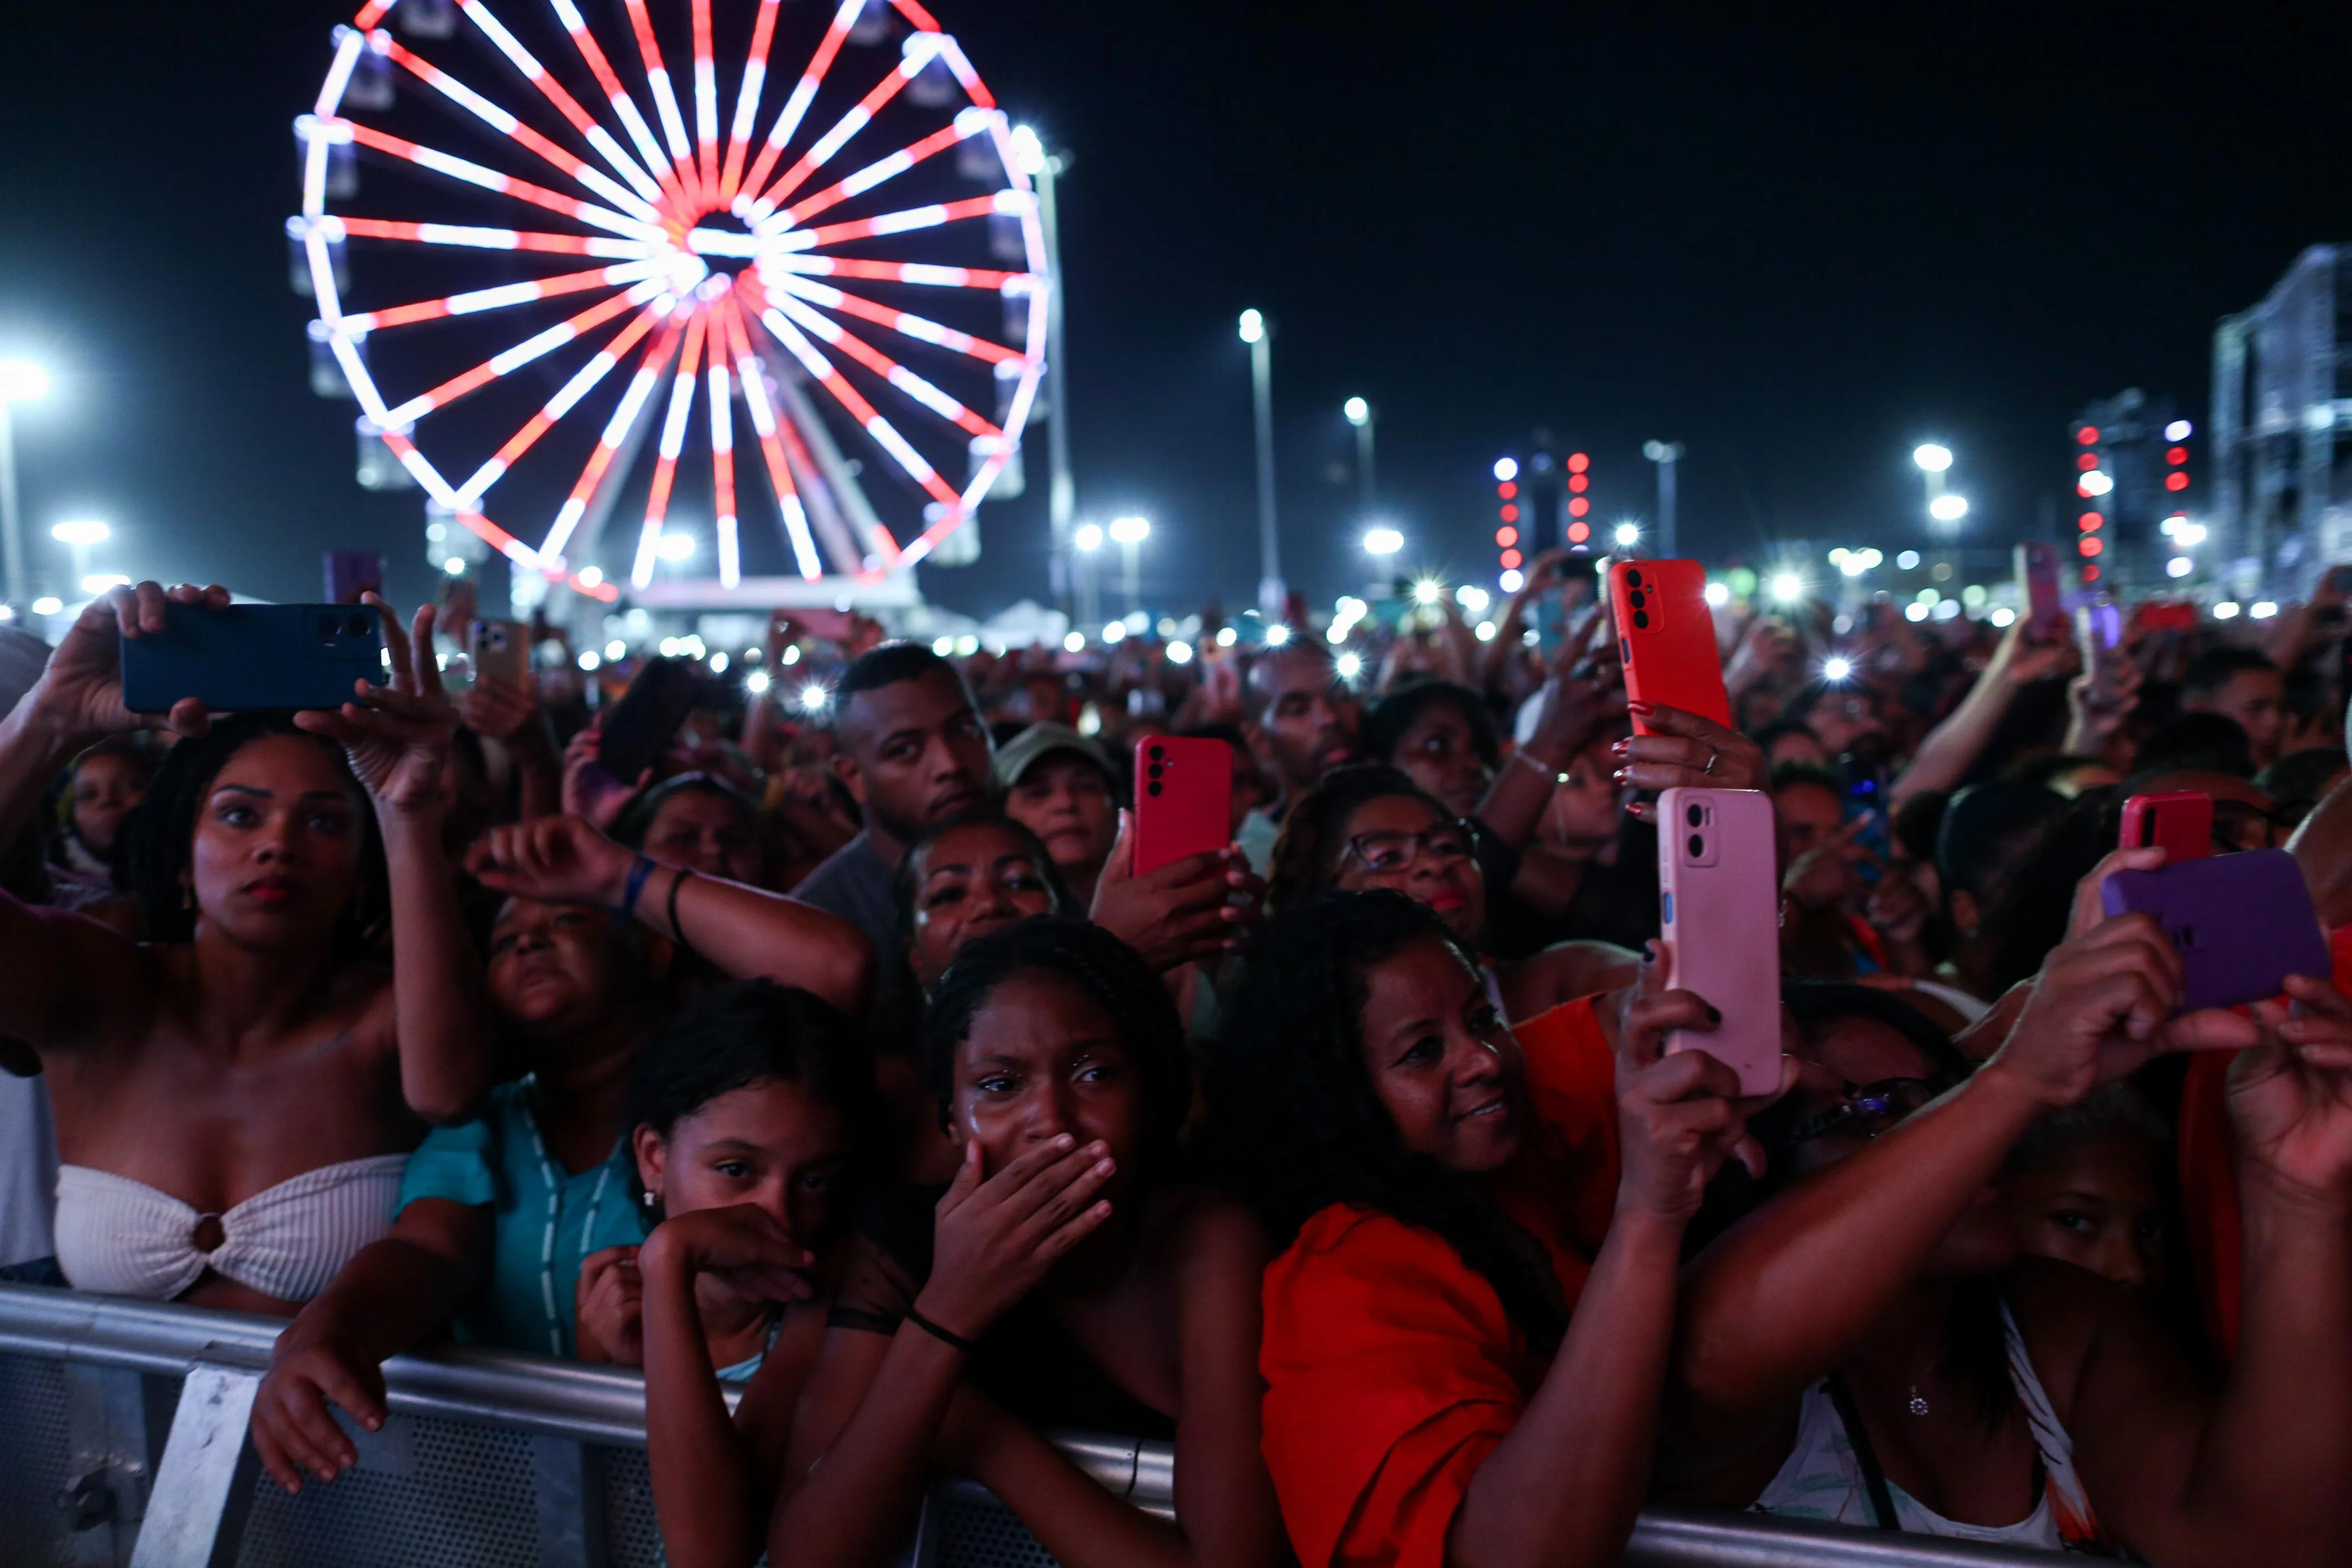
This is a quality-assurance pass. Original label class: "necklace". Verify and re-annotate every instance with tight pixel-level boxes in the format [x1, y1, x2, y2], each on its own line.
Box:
[1908, 1384, 1931, 1417]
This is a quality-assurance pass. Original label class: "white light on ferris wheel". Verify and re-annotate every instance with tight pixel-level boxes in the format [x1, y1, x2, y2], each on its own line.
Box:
[297, 0, 1049, 599]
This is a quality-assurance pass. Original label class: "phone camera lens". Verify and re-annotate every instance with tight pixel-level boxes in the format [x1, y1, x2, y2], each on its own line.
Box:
[1625, 569, 1644, 588]
[315, 615, 338, 640]
[1686, 804, 1704, 828]
[1147, 762, 1164, 779]
[1148, 745, 1165, 763]
[347, 614, 371, 638]
[1632, 609, 1651, 631]
[1688, 834, 1705, 859]
[1147, 781, 1164, 797]
[1629, 590, 1648, 609]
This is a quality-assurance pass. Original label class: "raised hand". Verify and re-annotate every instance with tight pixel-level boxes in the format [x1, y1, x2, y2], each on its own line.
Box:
[1521, 610, 1626, 768]
[2233, 974, 2352, 1207]
[250, 1326, 387, 1493]
[639, 1204, 818, 1302]
[1782, 817, 1870, 912]
[293, 595, 457, 817]
[912, 1134, 1118, 1341]
[1617, 701, 1765, 801]
[465, 814, 639, 907]
[28, 580, 229, 742]
[574, 1245, 645, 1365]
[458, 671, 543, 747]
[560, 720, 646, 832]
[1089, 808, 1261, 971]
[1611, 946, 1791, 1223]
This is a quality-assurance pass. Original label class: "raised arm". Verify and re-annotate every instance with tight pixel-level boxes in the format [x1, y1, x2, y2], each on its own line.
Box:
[465, 813, 876, 1016]
[296, 597, 493, 1125]
[1887, 620, 2073, 808]
[1476, 615, 1623, 852]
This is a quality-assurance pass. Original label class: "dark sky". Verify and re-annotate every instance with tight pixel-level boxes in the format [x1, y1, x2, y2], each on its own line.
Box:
[3, 1, 2349, 622]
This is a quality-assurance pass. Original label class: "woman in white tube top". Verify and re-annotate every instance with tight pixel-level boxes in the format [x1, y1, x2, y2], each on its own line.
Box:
[0, 583, 493, 1316]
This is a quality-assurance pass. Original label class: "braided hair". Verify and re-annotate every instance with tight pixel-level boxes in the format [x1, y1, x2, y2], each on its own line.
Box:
[921, 916, 1191, 1170]
[1263, 762, 1455, 915]
[123, 712, 384, 950]
[1201, 890, 1568, 1352]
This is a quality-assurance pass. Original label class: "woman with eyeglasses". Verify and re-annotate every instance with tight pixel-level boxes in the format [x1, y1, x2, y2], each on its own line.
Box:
[1663, 851, 2352, 1564]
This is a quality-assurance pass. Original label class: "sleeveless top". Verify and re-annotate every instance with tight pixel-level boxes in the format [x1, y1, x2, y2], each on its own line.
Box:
[1754, 1300, 2107, 1552]
[54, 1155, 408, 1303]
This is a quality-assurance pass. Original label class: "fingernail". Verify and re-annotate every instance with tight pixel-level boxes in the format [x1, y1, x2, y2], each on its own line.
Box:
[1612, 768, 1629, 783]
[1096, 1158, 1115, 1175]
[1054, 1134, 1074, 1149]
[1627, 700, 1657, 714]
[1610, 738, 1631, 756]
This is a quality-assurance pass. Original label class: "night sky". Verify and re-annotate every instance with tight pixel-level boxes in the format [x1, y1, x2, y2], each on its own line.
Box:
[3, 2, 2349, 622]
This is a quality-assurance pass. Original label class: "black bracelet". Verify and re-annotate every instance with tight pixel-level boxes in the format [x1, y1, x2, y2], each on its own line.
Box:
[903, 1305, 976, 1355]
[666, 865, 695, 950]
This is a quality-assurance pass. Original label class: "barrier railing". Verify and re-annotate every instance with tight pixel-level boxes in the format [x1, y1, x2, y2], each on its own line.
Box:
[0, 1283, 2071, 1567]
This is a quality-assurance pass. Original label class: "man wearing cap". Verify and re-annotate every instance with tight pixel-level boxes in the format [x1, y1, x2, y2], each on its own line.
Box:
[997, 722, 1121, 907]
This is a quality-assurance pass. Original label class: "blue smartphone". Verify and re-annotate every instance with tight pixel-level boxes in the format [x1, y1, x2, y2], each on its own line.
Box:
[120, 603, 384, 714]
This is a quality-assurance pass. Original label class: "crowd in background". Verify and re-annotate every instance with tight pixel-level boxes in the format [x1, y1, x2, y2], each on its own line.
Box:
[2, 545, 2351, 1568]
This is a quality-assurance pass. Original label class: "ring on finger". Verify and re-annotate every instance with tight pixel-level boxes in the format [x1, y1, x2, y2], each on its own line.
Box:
[1703, 748, 1719, 776]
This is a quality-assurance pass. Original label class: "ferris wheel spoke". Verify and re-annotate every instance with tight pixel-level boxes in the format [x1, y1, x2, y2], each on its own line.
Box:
[546, 0, 696, 217]
[751, 303, 959, 512]
[763, 254, 1032, 292]
[715, 296, 826, 581]
[691, 0, 720, 194]
[716, 0, 783, 206]
[345, 258, 666, 333]
[453, 298, 671, 505]
[381, 38, 663, 226]
[736, 0, 863, 210]
[764, 291, 1000, 441]
[332, 218, 658, 258]
[748, 37, 941, 216]
[770, 274, 1022, 367]
[542, 313, 686, 565]
[630, 309, 711, 588]
[706, 343, 740, 586]
[773, 188, 1023, 250]
[753, 112, 984, 230]
[619, 0, 706, 209]
[338, 120, 667, 244]
[381, 278, 668, 429]
[452, 0, 669, 208]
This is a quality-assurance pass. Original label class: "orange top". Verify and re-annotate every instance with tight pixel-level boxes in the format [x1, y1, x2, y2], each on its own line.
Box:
[1258, 997, 1622, 1568]
[2176, 922, 2352, 1361]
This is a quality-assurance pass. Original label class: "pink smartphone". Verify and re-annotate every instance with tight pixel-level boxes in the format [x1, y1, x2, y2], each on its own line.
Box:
[1133, 736, 1231, 876]
[2016, 543, 2065, 641]
[1657, 786, 1783, 1094]
[2120, 790, 2212, 863]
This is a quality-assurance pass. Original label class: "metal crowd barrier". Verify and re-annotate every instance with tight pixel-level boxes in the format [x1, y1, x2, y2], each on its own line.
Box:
[0, 1283, 2071, 1567]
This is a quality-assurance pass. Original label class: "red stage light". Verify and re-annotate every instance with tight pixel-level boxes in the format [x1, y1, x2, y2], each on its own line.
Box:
[1495, 526, 1518, 547]
[1567, 496, 1590, 517]
[2083, 565, 2101, 582]
[2077, 453, 2100, 471]
[2166, 446, 2188, 465]
[1566, 522, 1590, 544]
[2164, 471, 2190, 492]
[1500, 549, 1523, 569]
[1498, 480, 1517, 499]
[2077, 426, 2100, 445]
[2078, 514, 2102, 532]
[2078, 537, 2103, 557]
[1567, 452, 1589, 473]
[1567, 473, 1589, 493]
[1500, 504, 1519, 522]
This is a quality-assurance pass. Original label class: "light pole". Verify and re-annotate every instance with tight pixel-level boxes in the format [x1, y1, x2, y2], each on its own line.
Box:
[1108, 515, 1149, 617]
[1344, 396, 1376, 518]
[1642, 440, 1684, 557]
[51, 518, 109, 595]
[1913, 443, 1959, 568]
[0, 359, 53, 606]
[1239, 310, 1282, 617]
[1073, 522, 1104, 630]
[1011, 125, 1076, 620]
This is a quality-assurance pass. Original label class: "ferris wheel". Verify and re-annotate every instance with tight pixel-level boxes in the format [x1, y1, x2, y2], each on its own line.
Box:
[292, 0, 1047, 606]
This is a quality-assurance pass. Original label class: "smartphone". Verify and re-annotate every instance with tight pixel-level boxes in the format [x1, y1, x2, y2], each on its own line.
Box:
[470, 618, 529, 688]
[121, 603, 384, 714]
[2099, 850, 2328, 1012]
[2015, 543, 2064, 641]
[2132, 601, 2197, 636]
[1133, 735, 1231, 875]
[323, 549, 383, 606]
[2120, 791, 2213, 863]
[1656, 787, 1783, 1094]
[1609, 560, 1732, 734]
[598, 657, 703, 784]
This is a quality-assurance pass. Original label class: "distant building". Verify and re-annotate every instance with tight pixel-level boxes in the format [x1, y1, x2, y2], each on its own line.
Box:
[2069, 389, 2195, 595]
[2212, 245, 2352, 596]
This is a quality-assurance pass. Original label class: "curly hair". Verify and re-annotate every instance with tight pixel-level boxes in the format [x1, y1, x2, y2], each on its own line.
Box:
[1263, 763, 1454, 914]
[1200, 890, 1568, 1352]
[892, 811, 1078, 960]
[921, 916, 1190, 1169]
[1365, 681, 1501, 772]
[123, 712, 383, 950]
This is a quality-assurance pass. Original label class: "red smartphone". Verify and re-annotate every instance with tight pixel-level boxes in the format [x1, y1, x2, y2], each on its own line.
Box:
[2132, 601, 2198, 635]
[1609, 559, 1731, 735]
[1657, 787, 1783, 1094]
[1133, 736, 1231, 875]
[2015, 543, 2064, 640]
[2120, 791, 2212, 863]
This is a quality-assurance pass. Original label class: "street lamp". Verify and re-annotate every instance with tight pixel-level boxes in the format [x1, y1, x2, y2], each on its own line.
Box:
[1912, 444, 1953, 475]
[0, 357, 54, 605]
[1642, 440, 1684, 556]
[1363, 526, 1403, 556]
[1343, 396, 1376, 518]
[1928, 493, 1969, 525]
[1011, 124, 1076, 620]
[51, 518, 109, 593]
[1239, 309, 1282, 616]
[1108, 514, 1150, 614]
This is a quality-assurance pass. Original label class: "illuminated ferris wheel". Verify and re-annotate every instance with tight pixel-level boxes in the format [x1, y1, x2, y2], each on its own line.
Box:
[292, 0, 1046, 605]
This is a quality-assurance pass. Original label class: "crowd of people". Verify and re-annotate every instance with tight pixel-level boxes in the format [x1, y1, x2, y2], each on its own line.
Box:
[2, 547, 2350, 1568]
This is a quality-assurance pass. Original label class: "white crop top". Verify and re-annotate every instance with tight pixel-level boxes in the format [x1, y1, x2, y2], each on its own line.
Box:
[53, 1156, 408, 1305]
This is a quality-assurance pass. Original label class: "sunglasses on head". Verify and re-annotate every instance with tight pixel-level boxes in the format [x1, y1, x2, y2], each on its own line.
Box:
[1779, 1077, 1936, 1150]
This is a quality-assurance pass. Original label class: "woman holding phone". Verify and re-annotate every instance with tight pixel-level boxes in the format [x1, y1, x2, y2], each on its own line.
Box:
[0, 581, 492, 1315]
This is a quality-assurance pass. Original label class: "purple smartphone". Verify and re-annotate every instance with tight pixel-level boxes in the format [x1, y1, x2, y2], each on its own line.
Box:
[2099, 850, 2328, 1012]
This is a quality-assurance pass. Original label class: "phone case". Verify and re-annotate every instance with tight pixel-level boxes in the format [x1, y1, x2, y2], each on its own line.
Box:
[1657, 787, 1783, 1093]
[1610, 560, 1732, 735]
[2120, 791, 2212, 863]
[470, 619, 529, 688]
[598, 657, 703, 783]
[120, 603, 384, 714]
[2099, 850, 2328, 1012]
[2015, 543, 2065, 640]
[1133, 737, 1231, 876]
